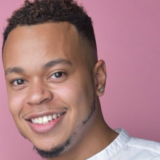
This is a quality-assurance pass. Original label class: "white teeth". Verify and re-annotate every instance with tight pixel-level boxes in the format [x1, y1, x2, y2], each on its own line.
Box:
[43, 116, 48, 124]
[53, 114, 57, 119]
[38, 117, 43, 124]
[35, 118, 38, 123]
[31, 113, 63, 125]
[31, 119, 35, 123]
[48, 115, 52, 121]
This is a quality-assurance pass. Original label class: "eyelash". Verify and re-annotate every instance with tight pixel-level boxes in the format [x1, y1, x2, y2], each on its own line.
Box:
[50, 71, 66, 79]
[10, 71, 66, 86]
[11, 79, 26, 86]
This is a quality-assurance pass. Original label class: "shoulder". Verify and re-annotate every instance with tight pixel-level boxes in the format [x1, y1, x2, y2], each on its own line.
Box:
[114, 129, 160, 160]
[126, 137, 160, 156]
[128, 137, 160, 154]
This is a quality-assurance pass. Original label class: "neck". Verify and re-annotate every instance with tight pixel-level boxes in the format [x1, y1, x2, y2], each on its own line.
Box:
[48, 103, 118, 160]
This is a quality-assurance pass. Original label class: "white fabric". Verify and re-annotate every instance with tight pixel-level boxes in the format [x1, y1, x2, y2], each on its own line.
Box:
[87, 128, 160, 160]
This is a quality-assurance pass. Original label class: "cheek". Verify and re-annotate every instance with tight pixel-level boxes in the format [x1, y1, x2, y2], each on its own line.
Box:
[8, 91, 26, 118]
[55, 79, 94, 116]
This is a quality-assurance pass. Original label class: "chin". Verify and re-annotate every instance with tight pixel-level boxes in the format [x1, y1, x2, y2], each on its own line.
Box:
[31, 138, 60, 152]
[33, 138, 71, 159]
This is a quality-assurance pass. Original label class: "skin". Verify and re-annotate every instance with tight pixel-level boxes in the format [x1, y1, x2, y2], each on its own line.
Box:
[3, 22, 118, 160]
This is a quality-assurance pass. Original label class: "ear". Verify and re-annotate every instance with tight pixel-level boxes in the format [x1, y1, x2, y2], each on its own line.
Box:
[93, 60, 107, 97]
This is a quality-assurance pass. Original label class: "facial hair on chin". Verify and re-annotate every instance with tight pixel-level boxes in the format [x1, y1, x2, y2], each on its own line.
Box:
[33, 136, 71, 159]
[32, 76, 96, 159]
[33, 96, 96, 159]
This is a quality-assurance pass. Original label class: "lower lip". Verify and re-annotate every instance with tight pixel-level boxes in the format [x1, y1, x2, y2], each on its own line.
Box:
[28, 114, 65, 134]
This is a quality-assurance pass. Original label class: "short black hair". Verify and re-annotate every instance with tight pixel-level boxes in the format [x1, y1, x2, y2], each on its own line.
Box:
[2, 0, 97, 60]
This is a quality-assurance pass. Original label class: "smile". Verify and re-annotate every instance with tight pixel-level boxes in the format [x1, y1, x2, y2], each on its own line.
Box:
[31, 113, 64, 125]
[27, 112, 66, 133]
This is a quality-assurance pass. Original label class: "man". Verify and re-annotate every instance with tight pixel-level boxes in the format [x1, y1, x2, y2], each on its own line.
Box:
[2, 0, 160, 159]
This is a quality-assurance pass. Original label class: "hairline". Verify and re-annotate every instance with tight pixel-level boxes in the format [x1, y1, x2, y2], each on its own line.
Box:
[2, 21, 98, 72]
[2, 21, 97, 56]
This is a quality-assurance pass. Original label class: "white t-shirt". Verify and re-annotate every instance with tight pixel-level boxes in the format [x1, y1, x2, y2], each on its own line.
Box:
[87, 128, 160, 160]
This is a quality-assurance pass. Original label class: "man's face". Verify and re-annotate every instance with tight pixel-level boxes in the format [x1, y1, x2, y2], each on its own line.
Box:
[3, 22, 97, 154]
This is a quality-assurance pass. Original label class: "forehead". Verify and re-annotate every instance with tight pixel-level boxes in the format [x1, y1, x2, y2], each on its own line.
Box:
[3, 22, 87, 69]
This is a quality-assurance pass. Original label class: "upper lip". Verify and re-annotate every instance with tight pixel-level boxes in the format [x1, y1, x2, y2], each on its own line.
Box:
[24, 110, 67, 120]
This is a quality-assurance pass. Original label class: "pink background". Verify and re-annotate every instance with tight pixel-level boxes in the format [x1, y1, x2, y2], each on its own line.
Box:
[0, 0, 160, 159]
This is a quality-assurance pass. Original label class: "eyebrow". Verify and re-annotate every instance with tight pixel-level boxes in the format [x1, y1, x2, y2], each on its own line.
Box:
[5, 67, 24, 75]
[5, 59, 72, 76]
[43, 59, 72, 69]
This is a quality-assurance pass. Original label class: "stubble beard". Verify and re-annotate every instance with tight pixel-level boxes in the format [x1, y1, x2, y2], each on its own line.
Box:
[34, 75, 97, 159]
[34, 96, 96, 159]
[33, 137, 71, 159]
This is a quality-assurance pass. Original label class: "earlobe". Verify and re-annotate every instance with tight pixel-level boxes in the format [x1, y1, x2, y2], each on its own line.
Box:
[92, 60, 107, 97]
[99, 88, 104, 93]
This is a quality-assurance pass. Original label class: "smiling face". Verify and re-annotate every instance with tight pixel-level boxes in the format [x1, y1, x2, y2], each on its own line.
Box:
[3, 22, 104, 157]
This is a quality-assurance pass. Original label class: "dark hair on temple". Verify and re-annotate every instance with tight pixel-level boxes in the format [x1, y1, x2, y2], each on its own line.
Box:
[2, 0, 97, 59]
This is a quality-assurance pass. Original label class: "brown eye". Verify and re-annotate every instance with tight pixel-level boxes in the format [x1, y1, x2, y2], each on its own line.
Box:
[51, 72, 64, 79]
[12, 79, 25, 85]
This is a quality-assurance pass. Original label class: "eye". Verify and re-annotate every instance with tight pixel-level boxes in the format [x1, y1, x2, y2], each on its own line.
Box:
[49, 71, 67, 83]
[11, 79, 25, 86]
[50, 72, 65, 79]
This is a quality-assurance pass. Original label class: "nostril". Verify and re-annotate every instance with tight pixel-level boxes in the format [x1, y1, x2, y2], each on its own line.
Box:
[27, 88, 53, 105]
[40, 98, 50, 104]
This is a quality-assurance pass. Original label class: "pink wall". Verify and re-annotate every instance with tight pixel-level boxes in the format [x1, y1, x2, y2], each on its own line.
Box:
[0, 0, 160, 159]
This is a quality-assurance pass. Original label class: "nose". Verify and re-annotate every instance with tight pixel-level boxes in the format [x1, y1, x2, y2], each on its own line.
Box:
[27, 82, 53, 105]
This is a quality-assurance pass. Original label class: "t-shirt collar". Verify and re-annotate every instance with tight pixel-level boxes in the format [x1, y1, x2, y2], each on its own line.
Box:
[87, 128, 131, 160]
